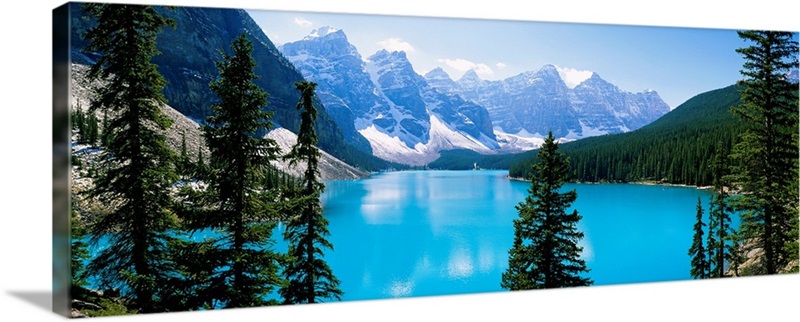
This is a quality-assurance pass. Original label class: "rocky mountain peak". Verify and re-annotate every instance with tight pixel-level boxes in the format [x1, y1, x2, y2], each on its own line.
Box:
[424, 67, 452, 81]
[303, 26, 345, 40]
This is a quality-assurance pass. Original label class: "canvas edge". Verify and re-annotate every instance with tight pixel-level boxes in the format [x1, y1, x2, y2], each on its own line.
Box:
[53, 1, 72, 318]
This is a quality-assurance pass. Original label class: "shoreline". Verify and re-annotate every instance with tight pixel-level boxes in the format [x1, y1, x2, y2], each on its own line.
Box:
[507, 175, 713, 190]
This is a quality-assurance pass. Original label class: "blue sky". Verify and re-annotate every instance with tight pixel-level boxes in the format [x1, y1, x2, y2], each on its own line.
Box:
[246, 9, 795, 109]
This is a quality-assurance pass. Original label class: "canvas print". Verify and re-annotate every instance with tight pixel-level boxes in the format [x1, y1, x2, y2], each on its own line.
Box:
[53, 1, 799, 318]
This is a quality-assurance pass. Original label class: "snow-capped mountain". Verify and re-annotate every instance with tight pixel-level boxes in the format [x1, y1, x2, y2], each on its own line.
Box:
[431, 65, 671, 140]
[788, 68, 799, 83]
[280, 27, 500, 165]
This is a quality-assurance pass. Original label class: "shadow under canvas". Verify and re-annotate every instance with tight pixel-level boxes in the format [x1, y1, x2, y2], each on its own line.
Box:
[8, 291, 53, 313]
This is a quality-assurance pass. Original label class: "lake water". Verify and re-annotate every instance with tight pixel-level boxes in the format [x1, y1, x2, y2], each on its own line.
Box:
[85, 170, 729, 302]
[294, 170, 723, 301]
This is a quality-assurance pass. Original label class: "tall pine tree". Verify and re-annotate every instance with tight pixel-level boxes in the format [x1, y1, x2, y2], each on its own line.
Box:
[501, 131, 592, 290]
[729, 31, 799, 274]
[688, 197, 708, 279]
[182, 33, 284, 308]
[280, 81, 343, 304]
[707, 142, 733, 278]
[81, 4, 178, 313]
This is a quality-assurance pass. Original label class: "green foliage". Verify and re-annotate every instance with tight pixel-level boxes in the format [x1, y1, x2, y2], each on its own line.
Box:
[280, 81, 343, 304]
[84, 298, 137, 317]
[177, 132, 192, 177]
[509, 85, 745, 185]
[688, 198, 708, 279]
[71, 102, 100, 146]
[727, 30, 799, 274]
[70, 205, 90, 288]
[501, 132, 592, 290]
[707, 143, 733, 278]
[100, 110, 112, 147]
[195, 145, 208, 180]
[71, 103, 87, 142]
[85, 112, 99, 147]
[81, 3, 179, 313]
[175, 33, 284, 309]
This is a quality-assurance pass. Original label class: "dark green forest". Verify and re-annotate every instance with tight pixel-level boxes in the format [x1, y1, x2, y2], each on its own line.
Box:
[507, 84, 746, 186]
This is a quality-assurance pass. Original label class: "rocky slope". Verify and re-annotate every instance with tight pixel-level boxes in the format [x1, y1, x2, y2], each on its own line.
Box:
[265, 128, 369, 181]
[70, 63, 368, 181]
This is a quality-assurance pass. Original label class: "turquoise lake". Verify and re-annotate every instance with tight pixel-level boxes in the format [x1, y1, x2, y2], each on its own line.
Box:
[282, 170, 725, 301]
[86, 170, 732, 301]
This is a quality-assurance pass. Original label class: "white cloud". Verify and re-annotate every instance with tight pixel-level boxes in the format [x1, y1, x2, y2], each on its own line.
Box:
[556, 66, 593, 89]
[496, 62, 507, 69]
[293, 17, 313, 27]
[471, 64, 494, 77]
[438, 58, 494, 78]
[377, 38, 415, 53]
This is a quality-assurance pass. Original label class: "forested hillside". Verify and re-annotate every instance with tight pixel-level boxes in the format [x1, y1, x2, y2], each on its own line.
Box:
[509, 84, 746, 186]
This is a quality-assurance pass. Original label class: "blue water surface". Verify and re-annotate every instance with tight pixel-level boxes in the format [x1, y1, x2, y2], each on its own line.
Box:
[310, 170, 724, 300]
[85, 170, 730, 302]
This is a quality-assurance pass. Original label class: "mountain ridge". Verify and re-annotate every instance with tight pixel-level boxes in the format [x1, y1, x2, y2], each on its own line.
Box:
[67, 4, 391, 171]
[439, 64, 671, 139]
[280, 27, 502, 165]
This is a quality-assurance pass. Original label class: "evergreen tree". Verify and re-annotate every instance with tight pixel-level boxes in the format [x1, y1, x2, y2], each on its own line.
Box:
[71, 205, 90, 289]
[728, 231, 746, 276]
[688, 197, 708, 279]
[177, 132, 190, 177]
[501, 131, 592, 290]
[195, 145, 206, 179]
[100, 109, 112, 147]
[280, 81, 343, 304]
[81, 3, 178, 313]
[729, 31, 799, 274]
[72, 103, 86, 142]
[707, 142, 733, 278]
[86, 112, 99, 147]
[181, 33, 283, 308]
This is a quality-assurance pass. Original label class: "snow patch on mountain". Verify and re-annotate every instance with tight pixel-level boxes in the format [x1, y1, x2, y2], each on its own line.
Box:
[358, 125, 429, 165]
[493, 130, 544, 152]
[358, 115, 494, 165]
[564, 120, 610, 140]
[427, 114, 494, 153]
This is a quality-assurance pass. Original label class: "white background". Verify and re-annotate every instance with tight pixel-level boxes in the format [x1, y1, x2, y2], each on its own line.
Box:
[1, 0, 798, 321]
